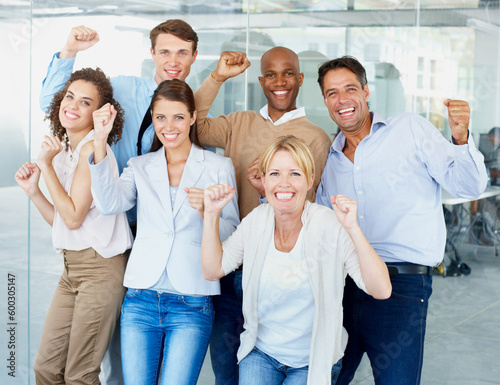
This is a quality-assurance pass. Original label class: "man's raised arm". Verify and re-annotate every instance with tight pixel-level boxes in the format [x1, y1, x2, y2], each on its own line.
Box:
[40, 26, 100, 112]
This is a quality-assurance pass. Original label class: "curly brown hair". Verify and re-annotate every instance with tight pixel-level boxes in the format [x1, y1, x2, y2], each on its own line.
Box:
[46, 67, 124, 148]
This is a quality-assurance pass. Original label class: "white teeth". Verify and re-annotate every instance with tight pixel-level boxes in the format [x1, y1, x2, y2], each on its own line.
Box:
[65, 111, 78, 119]
[273, 90, 288, 95]
[166, 70, 180, 74]
[276, 192, 293, 199]
[163, 134, 178, 139]
[339, 108, 355, 115]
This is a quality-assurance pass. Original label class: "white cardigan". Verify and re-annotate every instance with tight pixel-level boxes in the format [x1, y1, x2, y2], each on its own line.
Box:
[221, 201, 367, 385]
[89, 144, 240, 294]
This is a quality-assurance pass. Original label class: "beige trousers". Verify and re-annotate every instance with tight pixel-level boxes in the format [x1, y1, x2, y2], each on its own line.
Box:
[34, 248, 126, 385]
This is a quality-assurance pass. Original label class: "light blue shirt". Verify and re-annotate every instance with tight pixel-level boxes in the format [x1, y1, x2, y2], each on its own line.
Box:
[40, 53, 159, 222]
[40, 53, 158, 175]
[316, 112, 487, 266]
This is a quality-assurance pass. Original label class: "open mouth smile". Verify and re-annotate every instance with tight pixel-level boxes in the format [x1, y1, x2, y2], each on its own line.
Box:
[272, 90, 290, 98]
[275, 192, 294, 200]
[338, 107, 355, 116]
[162, 133, 179, 141]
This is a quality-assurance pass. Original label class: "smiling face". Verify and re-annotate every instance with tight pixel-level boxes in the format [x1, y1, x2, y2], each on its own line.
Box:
[152, 98, 195, 152]
[151, 33, 198, 84]
[58, 80, 99, 135]
[322, 67, 371, 136]
[258, 47, 304, 122]
[263, 150, 313, 216]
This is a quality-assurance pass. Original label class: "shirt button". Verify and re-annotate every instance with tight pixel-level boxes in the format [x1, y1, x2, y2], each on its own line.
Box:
[462, 151, 466, 155]
[358, 191, 363, 195]
[356, 166, 360, 170]
[167, 231, 174, 238]
[359, 215, 364, 219]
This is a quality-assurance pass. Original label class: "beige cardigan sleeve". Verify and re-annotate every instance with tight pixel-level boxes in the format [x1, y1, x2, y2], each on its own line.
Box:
[194, 74, 234, 149]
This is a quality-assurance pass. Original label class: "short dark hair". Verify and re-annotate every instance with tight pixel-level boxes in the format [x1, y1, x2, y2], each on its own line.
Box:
[488, 126, 500, 137]
[47, 67, 124, 148]
[317, 56, 368, 96]
[150, 19, 198, 52]
[149, 79, 203, 153]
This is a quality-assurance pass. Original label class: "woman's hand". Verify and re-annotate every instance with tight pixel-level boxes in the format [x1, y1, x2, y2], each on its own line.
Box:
[184, 187, 205, 219]
[37, 135, 63, 168]
[15, 162, 41, 197]
[93, 103, 116, 143]
[204, 183, 236, 216]
[331, 194, 359, 232]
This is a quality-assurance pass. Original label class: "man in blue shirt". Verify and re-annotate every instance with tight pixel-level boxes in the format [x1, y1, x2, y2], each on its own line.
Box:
[40, 21, 199, 176]
[315, 56, 487, 384]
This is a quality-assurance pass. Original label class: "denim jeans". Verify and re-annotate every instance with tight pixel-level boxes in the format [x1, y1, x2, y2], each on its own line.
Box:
[120, 289, 214, 385]
[239, 347, 342, 385]
[210, 270, 244, 385]
[336, 272, 433, 385]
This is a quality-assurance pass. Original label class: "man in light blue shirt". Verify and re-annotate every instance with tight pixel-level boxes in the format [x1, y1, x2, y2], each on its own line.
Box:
[315, 56, 487, 385]
[40, 22, 199, 177]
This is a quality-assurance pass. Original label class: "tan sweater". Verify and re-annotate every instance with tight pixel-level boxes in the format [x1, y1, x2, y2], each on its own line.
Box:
[194, 75, 332, 219]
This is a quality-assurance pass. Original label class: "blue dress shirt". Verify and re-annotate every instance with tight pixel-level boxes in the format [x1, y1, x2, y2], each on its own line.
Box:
[316, 112, 487, 266]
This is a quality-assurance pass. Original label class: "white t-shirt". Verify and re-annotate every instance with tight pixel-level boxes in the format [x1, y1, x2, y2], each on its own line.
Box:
[255, 228, 315, 368]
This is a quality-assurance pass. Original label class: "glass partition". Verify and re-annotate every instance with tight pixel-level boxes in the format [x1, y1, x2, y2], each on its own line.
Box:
[1, 1, 499, 383]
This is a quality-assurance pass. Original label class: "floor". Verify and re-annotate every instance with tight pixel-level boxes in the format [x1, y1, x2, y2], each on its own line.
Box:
[1, 185, 499, 384]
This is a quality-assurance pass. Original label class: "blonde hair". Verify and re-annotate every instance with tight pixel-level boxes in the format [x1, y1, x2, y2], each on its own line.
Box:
[259, 135, 315, 183]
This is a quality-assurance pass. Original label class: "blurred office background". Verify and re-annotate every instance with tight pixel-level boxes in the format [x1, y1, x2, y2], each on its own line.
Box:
[1, 1, 500, 384]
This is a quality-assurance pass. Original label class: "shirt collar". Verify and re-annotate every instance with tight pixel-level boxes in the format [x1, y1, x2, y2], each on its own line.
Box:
[259, 105, 306, 126]
[148, 78, 159, 96]
[330, 112, 388, 154]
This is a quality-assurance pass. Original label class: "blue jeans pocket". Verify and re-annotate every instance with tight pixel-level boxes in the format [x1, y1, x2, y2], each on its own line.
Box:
[125, 288, 142, 298]
[180, 295, 213, 317]
[390, 274, 432, 302]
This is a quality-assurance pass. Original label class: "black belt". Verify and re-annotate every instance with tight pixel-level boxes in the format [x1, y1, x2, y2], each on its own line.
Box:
[386, 263, 431, 276]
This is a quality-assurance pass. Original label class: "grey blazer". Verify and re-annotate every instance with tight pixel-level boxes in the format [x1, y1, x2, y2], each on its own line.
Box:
[90, 144, 239, 294]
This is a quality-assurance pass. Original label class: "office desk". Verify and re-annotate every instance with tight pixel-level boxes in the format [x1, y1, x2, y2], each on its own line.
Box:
[440, 186, 500, 276]
[442, 186, 500, 205]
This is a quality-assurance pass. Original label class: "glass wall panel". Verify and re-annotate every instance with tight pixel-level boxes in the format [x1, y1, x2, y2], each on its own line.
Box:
[1, 0, 499, 384]
[0, 13, 33, 385]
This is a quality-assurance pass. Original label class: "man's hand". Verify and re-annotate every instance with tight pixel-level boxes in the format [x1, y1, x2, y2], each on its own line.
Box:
[444, 99, 470, 145]
[184, 187, 205, 219]
[211, 51, 251, 83]
[93, 103, 117, 143]
[59, 25, 100, 59]
[246, 157, 265, 198]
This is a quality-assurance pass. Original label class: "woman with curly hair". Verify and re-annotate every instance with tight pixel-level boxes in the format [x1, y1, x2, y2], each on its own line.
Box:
[15, 67, 132, 385]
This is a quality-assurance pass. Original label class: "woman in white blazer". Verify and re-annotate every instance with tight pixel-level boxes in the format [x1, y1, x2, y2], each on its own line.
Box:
[89, 79, 240, 385]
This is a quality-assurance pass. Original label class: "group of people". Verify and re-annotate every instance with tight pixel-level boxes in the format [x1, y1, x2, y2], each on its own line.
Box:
[15, 18, 487, 385]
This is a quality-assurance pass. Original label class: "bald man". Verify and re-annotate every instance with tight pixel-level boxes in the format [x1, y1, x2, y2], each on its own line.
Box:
[194, 47, 331, 385]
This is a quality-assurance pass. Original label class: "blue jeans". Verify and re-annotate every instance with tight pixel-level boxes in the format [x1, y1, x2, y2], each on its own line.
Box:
[210, 270, 244, 385]
[120, 289, 214, 385]
[336, 272, 433, 385]
[239, 347, 342, 385]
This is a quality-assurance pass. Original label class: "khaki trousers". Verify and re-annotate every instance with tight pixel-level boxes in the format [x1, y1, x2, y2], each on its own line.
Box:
[34, 248, 126, 385]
